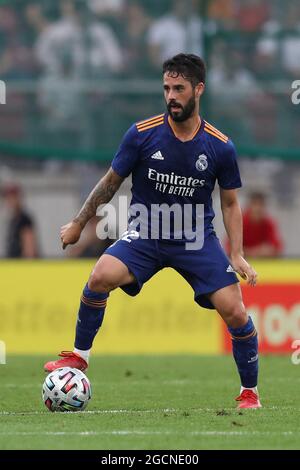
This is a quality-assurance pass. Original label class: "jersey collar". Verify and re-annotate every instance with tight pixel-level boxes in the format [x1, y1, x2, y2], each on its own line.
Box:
[166, 114, 203, 142]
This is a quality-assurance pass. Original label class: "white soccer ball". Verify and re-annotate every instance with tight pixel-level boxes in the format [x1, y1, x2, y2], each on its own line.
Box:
[42, 367, 91, 412]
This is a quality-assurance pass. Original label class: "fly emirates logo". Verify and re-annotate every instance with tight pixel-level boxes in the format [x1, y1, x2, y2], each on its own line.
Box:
[148, 168, 205, 197]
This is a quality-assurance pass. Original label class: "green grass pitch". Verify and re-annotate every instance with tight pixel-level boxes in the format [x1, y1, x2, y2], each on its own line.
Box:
[0, 355, 299, 450]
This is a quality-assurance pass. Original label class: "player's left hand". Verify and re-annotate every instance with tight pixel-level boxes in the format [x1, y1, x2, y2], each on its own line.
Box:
[230, 254, 257, 286]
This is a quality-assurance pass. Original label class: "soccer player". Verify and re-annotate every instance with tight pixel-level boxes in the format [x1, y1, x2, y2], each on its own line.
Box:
[44, 54, 261, 409]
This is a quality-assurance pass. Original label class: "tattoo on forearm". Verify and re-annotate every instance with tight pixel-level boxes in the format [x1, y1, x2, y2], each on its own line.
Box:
[74, 179, 118, 228]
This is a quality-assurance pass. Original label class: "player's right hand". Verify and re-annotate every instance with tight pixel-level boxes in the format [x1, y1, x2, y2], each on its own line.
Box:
[230, 254, 257, 287]
[60, 221, 82, 250]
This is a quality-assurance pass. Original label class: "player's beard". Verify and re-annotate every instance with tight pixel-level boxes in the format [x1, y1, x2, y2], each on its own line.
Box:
[167, 94, 196, 122]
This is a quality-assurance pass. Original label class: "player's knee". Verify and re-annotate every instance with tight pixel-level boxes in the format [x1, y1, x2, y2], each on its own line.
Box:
[88, 270, 115, 293]
[224, 303, 247, 328]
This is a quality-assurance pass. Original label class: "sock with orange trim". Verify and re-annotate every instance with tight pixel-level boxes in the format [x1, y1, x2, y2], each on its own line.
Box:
[74, 283, 108, 351]
[228, 316, 258, 388]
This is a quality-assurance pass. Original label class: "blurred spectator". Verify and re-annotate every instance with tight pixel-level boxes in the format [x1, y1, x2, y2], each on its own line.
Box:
[0, 5, 37, 79]
[210, 48, 259, 95]
[281, 2, 300, 78]
[258, 2, 300, 79]
[235, 0, 271, 32]
[207, 0, 236, 30]
[147, 0, 203, 69]
[88, 0, 124, 16]
[2, 183, 38, 258]
[242, 192, 283, 257]
[209, 46, 260, 139]
[121, 1, 152, 76]
[37, 53, 87, 149]
[24, 2, 51, 46]
[35, 0, 123, 77]
[253, 37, 280, 81]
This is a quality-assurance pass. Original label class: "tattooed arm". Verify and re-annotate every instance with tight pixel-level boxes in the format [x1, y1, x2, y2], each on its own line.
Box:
[60, 167, 124, 249]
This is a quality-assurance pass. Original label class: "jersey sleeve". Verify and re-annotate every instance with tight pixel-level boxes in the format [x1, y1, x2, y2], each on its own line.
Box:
[216, 140, 242, 189]
[20, 213, 34, 229]
[111, 125, 140, 178]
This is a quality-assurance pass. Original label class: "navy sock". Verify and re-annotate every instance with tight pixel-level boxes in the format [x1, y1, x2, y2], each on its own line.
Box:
[228, 316, 258, 388]
[75, 283, 108, 350]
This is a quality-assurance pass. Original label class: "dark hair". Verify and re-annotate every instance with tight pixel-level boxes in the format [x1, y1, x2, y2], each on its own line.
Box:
[163, 53, 206, 87]
[249, 191, 267, 203]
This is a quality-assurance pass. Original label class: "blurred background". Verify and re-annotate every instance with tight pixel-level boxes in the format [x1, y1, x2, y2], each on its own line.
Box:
[0, 0, 299, 258]
[0, 0, 299, 355]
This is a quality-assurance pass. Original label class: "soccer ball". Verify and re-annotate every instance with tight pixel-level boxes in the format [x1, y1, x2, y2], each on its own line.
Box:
[42, 367, 91, 412]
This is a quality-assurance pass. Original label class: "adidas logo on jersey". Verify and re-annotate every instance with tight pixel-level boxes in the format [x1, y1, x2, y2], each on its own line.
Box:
[226, 265, 235, 273]
[151, 151, 164, 160]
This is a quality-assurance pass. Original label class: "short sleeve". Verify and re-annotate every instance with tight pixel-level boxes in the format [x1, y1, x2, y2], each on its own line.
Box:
[20, 213, 33, 229]
[217, 140, 242, 189]
[111, 125, 139, 178]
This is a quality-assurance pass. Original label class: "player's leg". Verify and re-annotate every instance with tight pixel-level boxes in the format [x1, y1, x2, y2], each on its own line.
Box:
[166, 233, 260, 408]
[44, 234, 161, 372]
[44, 254, 135, 372]
[73, 254, 135, 363]
[208, 284, 261, 409]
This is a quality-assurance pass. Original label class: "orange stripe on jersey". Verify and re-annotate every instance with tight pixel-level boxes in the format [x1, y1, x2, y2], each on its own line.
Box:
[204, 121, 228, 140]
[137, 119, 164, 132]
[136, 114, 164, 128]
[190, 121, 201, 140]
[204, 127, 228, 143]
[204, 121, 228, 139]
[137, 118, 164, 131]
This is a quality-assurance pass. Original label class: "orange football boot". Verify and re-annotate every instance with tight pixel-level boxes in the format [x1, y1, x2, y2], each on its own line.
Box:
[44, 351, 88, 372]
[235, 389, 262, 409]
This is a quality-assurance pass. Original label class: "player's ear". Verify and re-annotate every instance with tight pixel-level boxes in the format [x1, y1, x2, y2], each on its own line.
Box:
[195, 82, 205, 98]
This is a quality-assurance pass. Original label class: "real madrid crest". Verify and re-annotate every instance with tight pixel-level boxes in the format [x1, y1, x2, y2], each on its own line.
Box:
[195, 154, 208, 171]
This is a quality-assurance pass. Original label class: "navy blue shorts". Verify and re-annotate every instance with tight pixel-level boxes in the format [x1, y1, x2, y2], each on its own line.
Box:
[104, 232, 239, 309]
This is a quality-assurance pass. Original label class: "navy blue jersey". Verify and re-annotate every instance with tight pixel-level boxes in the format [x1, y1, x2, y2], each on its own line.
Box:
[111, 113, 242, 241]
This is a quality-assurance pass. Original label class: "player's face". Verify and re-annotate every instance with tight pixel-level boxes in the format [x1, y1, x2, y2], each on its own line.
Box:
[164, 73, 200, 122]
